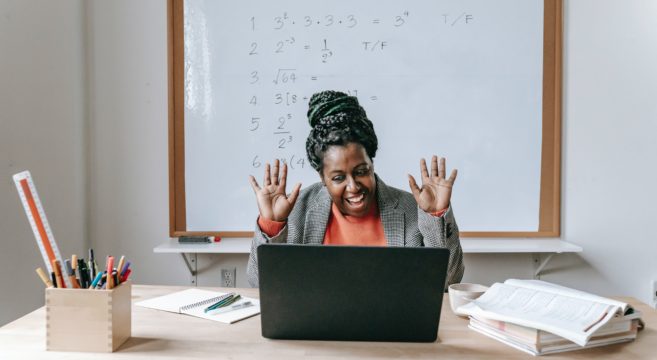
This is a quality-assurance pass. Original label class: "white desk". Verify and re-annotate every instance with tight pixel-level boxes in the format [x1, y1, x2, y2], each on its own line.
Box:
[155, 238, 582, 283]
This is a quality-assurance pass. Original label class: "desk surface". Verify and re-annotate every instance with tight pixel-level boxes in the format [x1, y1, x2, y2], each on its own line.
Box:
[0, 285, 654, 359]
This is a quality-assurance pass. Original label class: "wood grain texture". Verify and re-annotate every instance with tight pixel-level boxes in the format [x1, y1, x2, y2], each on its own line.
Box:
[3, 284, 654, 359]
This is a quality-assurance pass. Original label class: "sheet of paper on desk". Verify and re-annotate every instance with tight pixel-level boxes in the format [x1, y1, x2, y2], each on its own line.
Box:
[135, 288, 260, 324]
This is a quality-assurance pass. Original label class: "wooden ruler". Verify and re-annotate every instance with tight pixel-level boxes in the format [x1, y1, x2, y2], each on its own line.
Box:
[13, 171, 71, 288]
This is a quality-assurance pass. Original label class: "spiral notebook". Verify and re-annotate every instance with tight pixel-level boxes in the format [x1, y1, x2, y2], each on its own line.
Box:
[135, 288, 260, 324]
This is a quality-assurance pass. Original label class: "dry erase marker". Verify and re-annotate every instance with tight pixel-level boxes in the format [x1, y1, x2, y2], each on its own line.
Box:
[207, 301, 254, 315]
[51, 272, 57, 288]
[35, 267, 53, 288]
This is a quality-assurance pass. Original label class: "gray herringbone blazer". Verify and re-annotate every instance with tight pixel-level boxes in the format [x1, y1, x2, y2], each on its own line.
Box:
[247, 175, 465, 288]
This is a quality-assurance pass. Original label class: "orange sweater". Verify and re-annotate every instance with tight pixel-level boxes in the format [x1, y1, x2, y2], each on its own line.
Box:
[257, 203, 447, 246]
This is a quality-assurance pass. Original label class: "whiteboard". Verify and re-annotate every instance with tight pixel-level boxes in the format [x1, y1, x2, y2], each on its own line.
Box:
[171, 0, 562, 236]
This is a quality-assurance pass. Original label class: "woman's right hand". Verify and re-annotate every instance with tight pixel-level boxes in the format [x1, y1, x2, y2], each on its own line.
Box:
[249, 159, 302, 222]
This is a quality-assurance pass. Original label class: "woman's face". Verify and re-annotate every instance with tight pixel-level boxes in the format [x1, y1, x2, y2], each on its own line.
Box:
[320, 142, 376, 217]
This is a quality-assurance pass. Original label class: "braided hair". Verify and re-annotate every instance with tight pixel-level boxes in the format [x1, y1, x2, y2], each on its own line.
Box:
[305, 90, 378, 172]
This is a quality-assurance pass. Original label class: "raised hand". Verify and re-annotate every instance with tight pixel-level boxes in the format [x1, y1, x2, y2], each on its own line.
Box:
[408, 156, 458, 213]
[249, 159, 302, 221]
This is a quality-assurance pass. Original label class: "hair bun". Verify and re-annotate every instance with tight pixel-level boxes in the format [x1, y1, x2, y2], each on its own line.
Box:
[307, 90, 364, 127]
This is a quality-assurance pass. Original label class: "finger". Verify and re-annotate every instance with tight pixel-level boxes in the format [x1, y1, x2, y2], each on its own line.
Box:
[279, 162, 288, 191]
[431, 155, 439, 178]
[408, 174, 421, 200]
[420, 158, 430, 182]
[447, 169, 458, 184]
[263, 162, 271, 186]
[287, 183, 302, 205]
[271, 159, 280, 186]
[248, 175, 261, 193]
[438, 157, 446, 179]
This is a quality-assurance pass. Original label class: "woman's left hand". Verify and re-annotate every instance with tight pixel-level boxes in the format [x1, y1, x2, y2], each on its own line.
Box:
[408, 155, 458, 213]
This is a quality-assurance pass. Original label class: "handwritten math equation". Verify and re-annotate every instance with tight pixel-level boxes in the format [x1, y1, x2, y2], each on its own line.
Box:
[243, 10, 473, 171]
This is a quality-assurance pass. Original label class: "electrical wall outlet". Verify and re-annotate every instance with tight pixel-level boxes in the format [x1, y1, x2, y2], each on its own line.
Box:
[221, 268, 236, 288]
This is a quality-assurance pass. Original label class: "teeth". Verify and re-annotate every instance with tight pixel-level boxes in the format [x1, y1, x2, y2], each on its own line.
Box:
[346, 194, 365, 204]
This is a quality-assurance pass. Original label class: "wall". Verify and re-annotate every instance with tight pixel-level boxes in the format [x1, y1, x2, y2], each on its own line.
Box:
[1, 0, 656, 326]
[86, 0, 657, 303]
[0, 0, 87, 325]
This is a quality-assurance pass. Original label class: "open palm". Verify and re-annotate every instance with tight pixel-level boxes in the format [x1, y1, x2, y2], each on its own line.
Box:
[408, 156, 457, 213]
[249, 159, 301, 221]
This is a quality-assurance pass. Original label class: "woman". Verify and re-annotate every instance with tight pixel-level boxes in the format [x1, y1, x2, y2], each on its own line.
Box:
[247, 90, 464, 288]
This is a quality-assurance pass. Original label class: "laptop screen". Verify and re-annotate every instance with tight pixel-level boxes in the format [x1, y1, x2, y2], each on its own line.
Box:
[257, 244, 449, 342]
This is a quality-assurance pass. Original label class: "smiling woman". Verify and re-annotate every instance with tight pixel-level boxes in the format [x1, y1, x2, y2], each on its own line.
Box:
[246, 90, 464, 289]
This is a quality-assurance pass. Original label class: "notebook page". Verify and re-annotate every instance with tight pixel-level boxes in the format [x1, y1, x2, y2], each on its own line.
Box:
[136, 289, 226, 313]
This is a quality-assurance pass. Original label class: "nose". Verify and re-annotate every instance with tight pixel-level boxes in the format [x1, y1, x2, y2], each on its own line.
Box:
[346, 176, 361, 192]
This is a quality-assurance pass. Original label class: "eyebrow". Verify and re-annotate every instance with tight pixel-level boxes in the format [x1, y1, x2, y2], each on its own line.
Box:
[327, 163, 370, 175]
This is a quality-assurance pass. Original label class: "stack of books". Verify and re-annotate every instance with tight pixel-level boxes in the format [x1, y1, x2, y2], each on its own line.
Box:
[458, 279, 643, 356]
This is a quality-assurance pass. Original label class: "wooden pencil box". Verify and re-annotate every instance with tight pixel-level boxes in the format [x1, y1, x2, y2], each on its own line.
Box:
[45, 281, 131, 352]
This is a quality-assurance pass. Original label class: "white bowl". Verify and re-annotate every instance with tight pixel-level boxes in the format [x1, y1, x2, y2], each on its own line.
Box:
[448, 283, 489, 317]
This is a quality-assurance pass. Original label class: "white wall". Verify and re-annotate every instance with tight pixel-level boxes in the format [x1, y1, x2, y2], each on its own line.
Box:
[1, 0, 656, 326]
[0, 0, 87, 325]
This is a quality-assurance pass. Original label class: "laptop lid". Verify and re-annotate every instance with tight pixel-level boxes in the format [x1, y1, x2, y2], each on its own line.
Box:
[257, 244, 449, 342]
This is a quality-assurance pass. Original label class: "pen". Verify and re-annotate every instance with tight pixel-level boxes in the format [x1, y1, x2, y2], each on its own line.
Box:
[35, 267, 53, 288]
[65, 259, 80, 288]
[106, 256, 114, 289]
[116, 256, 125, 285]
[89, 271, 103, 289]
[121, 268, 132, 282]
[71, 255, 82, 288]
[203, 293, 235, 312]
[77, 259, 88, 288]
[207, 301, 254, 315]
[51, 272, 57, 288]
[89, 248, 96, 278]
[52, 259, 66, 288]
[205, 294, 241, 312]
[120, 261, 131, 277]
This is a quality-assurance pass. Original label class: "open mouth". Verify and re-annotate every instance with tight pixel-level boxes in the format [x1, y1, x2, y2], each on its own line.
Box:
[344, 193, 367, 208]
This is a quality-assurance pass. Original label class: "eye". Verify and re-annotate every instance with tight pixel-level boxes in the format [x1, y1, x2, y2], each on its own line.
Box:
[332, 175, 345, 182]
[354, 167, 370, 177]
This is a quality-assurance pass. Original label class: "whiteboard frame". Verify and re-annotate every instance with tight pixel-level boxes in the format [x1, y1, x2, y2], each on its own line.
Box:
[168, 0, 563, 238]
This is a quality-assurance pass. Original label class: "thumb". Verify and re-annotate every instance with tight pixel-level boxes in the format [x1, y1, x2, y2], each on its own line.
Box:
[408, 175, 421, 200]
[287, 183, 302, 205]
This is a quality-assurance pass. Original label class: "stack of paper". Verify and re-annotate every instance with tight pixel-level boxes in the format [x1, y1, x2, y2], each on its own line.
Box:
[458, 279, 643, 356]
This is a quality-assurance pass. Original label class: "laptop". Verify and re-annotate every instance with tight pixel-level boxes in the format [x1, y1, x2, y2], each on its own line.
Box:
[257, 244, 449, 342]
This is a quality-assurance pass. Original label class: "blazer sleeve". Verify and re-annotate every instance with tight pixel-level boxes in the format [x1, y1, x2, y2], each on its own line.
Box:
[417, 205, 465, 287]
[246, 221, 288, 287]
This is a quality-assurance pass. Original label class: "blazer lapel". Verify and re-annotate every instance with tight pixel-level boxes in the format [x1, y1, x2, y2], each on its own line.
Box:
[376, 176, 405, 247]
[304, 186, 331, 245]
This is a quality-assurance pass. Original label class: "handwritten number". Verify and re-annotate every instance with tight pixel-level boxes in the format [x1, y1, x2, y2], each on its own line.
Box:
[304, 16, 312, 27]
[249, 42, 258, 55]
[276, 41, 284, 53]
[347, 15, 357, 28]
[250, 71, 259, 84]
[325, 15, 334, 26]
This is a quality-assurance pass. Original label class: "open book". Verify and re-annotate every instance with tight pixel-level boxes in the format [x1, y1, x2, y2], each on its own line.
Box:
[135, 288, 260, 324]
[457, 279, 633, 346]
